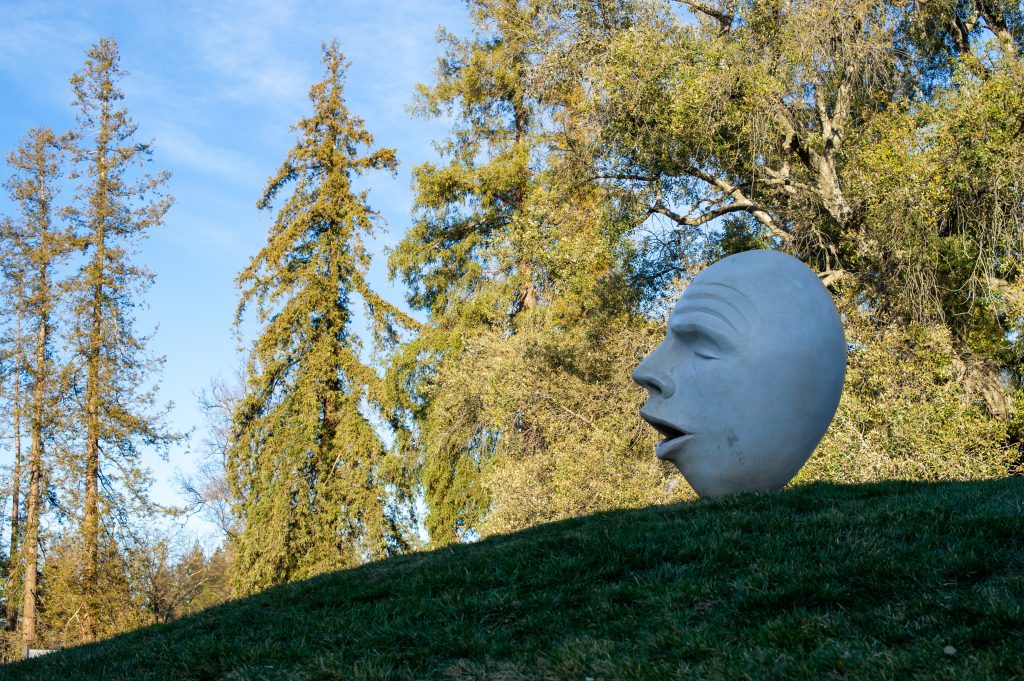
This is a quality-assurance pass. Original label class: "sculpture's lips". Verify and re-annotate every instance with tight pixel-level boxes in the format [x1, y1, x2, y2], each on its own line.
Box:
[639, 409, 694, 460]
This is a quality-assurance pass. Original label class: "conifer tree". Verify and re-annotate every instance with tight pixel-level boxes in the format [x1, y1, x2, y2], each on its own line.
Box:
[67, 38, 175, 641]
[387, 0, 545, 544]
[391, 0, 539, 327]
[0, 312, 25, 645]
[387, 0, 682, 543]
[1, 127, 71, 657]
[228, 42, 409, 595]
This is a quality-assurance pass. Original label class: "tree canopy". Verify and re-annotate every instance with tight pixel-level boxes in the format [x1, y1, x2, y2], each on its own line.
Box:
[388, 0, 1024, 543]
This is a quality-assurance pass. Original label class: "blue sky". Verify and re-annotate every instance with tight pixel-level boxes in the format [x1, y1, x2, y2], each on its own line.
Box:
[0, 0, 470, 541]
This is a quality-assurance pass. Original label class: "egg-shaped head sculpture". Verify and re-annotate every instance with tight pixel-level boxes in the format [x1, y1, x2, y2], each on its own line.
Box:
[632, 250, 846, 497]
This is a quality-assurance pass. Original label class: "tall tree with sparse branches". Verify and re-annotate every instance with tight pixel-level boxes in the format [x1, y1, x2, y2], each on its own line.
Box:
[1, 126, 73, 657]
[228, 42, 411, 595]
[66, 37, 176, 642]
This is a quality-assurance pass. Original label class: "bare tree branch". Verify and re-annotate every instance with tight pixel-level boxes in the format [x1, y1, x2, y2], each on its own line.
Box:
[682, 167, 792, 241]
[819, 269, 853, 287]
[592, 173, 659, 183]
[670, 0, 734, 33]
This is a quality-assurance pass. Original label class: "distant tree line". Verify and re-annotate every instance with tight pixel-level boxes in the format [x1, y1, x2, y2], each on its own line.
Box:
[3, 0, 1023, 656]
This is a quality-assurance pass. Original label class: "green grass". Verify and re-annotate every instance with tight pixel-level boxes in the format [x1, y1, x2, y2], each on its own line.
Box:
[5, 478, 1024, 680]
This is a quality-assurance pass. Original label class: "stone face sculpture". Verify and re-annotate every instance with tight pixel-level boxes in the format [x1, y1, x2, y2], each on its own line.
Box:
[631, 249, 846, 497]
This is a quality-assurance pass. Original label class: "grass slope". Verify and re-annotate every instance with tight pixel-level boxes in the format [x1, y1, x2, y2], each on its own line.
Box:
[5, 478, 1024, 680]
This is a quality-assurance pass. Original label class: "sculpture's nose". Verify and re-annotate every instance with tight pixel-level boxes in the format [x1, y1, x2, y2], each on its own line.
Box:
[631, 355, 675, 398]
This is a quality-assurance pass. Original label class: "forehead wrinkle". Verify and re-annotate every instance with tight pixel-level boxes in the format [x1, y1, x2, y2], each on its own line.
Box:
[691, 281, 757, 319]
[674, 285, 753, 336]
[679, 292, 749, 328]
[671, 304, 741, 335]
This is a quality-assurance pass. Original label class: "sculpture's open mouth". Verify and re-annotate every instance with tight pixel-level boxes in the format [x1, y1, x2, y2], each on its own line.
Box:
[639, 410, 693, 459]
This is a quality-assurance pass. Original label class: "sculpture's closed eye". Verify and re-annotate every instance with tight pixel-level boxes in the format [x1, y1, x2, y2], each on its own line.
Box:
[671, 318, 733, 359]
[678, 330, 721, 359]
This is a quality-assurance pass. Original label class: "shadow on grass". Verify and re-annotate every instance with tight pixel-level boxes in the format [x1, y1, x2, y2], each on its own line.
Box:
[7, 478, 1024, 680]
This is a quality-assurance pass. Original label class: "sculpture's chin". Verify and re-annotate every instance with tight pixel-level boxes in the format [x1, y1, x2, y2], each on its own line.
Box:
[682, 471, 774, 499]
[673, 440, 812, 498]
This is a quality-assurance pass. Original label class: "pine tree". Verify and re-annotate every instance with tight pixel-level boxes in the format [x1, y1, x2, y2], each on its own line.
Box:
[1, 127, 71, 657]
[67, 38, 176, 642]
[228, 42, 410, 595]
[0, 311, 24, 639]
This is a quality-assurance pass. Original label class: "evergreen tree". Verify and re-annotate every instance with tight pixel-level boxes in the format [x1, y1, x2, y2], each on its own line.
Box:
[67, 37, 176, 642]
[228, 42, 409, 595]
[388, 0, 683, 544]
[1, 127, 71, 657]
[388, 0, 546, 544]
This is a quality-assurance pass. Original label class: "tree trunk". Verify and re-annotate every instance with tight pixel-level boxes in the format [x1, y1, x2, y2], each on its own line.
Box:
[512, 83, 537, 311]
[82, 267, 104, 643]
[20, 266, 53, 655]
[82, 95, 111, 643]
[19, 399, 41, 659]
[5, 315, 24, 635]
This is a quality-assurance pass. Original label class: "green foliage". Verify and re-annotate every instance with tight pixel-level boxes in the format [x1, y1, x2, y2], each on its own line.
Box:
[388, 0, 549, 543]
[7, 478, 1024, 679]
[846, 61, 1024, 365]
[580, 0, 1024, 405]
[475, 324, 692, 537]
[227, 42, 410, 595]
[389, 0, 688, 545]
[26, 531, 231, 653]
[34, 535, 149, 649]
[800, 300, 1014, 483]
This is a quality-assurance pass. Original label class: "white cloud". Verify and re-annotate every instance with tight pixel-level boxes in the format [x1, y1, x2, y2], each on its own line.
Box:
[149, 120, 261, 186]
[0, 1, 96, 107]
[187, 0, 313, 109]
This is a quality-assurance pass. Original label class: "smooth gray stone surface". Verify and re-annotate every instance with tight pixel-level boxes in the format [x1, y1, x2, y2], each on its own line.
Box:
[632, 249, 846, 497]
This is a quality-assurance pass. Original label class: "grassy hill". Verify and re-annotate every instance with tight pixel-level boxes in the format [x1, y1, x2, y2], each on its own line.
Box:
[5, 478, 1024, 680]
